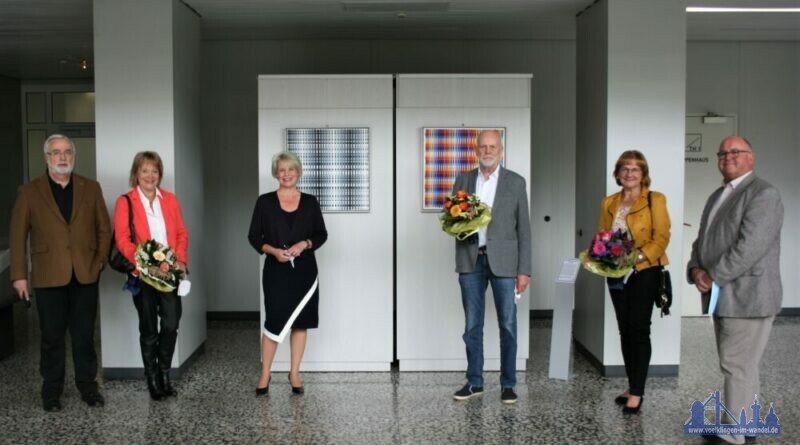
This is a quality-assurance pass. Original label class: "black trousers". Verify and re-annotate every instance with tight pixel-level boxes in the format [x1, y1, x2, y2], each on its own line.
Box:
[132, 281, 181, 375]
[35, 277, 99, 399]
[609, 267, 660, 397]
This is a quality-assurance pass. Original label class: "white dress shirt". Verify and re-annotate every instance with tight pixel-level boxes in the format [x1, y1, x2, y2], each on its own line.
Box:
[475, 166, 500, 248]
[137, 186, 169, 247]
[705, 170, 752, 236]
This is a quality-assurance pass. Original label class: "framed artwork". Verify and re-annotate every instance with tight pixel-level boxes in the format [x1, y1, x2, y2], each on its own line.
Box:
[286, 127, 370, 213]
[422, 127, 506, 211]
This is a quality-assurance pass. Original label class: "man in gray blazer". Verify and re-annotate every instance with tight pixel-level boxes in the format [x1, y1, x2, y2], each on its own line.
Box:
[451, 129, 531, 404]
[687, 136, 783, 445]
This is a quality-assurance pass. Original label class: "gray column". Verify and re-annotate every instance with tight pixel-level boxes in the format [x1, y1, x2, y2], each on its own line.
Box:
[93, 0, 205, 378]
[575, 0, 685, 376]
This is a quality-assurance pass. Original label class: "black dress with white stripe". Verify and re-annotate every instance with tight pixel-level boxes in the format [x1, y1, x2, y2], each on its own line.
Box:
[247, 192, 328, 342]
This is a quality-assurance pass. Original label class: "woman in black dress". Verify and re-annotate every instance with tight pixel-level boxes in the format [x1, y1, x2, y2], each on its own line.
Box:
[248, 151, 327, 396]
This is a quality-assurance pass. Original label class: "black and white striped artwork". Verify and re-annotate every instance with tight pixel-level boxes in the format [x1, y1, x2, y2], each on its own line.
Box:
[286, 128, 370, 212]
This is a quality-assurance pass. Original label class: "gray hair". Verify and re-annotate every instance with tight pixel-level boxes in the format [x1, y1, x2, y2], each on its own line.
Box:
[271, 151, 302, 178]
[477, 129, 504, 150]
[43, 134, 76, 155]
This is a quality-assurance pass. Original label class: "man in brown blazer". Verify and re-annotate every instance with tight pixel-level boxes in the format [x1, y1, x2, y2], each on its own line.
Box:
[10, 134, 111, 412]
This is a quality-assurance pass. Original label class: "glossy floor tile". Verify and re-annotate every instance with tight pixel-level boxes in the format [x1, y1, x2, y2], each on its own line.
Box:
[0, 305, 797, 444]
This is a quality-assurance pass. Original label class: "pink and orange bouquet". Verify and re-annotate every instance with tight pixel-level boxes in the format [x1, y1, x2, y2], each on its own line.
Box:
[578, 229, 638, 278]
[440, 190, 492, 241]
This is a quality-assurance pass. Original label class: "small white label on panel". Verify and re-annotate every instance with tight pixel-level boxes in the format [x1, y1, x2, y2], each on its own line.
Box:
[556, 259, 581, 284]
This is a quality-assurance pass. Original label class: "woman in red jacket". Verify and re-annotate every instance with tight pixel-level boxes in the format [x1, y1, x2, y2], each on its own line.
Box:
[114, 151, 189, 401]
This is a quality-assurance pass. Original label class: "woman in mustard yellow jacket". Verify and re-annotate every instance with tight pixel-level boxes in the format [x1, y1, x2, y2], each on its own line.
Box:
[597, 150, 670, 415]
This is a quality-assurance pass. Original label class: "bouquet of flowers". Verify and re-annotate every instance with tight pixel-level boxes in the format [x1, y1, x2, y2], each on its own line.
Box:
[440, 190, 492, 241]
[134, 239, 184, 292]
[578, 229, 638, 278]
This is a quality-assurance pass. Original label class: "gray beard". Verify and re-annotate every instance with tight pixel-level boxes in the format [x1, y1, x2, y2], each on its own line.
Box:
[48, 164, 73, 175]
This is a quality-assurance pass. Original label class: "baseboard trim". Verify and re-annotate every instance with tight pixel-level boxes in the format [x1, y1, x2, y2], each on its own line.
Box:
[529, 309, 553, 319]
[573, 339, 678, 377]
[779, 308, 800, 316]
[103, 341, 206, 380]
[207, 311, 259, 321]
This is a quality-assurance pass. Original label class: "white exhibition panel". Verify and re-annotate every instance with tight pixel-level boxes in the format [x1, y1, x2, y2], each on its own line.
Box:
[257, 75, 393, 371]
[396, 74, 532, 371]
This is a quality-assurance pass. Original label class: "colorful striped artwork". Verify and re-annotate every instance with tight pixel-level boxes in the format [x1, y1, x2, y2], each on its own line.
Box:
[422, 127, 505, 211]
[286, 128, 370, 212]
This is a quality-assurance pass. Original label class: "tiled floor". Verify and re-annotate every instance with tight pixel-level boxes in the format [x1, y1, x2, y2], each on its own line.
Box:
[1, 305, 797, 444]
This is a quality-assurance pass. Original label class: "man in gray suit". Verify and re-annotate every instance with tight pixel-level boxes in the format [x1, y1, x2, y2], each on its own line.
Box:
[451, 129, 531, 404]
[687, 136, 783, 445]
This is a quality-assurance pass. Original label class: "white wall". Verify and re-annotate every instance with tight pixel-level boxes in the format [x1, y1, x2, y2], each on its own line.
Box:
[574, 1, 609, 362]
[686, 41, 800, 309]
[605, 0, 685, 368]
[201, 39, 576, 314]
[95, 0, 175, 371]
[172, 0, 205, 368]
[200, 37, 799, 318]
[94, 0, 204, 374]
[575, 0, 685, 371]
[257, 75, 393, 370]
[395, 74, 532, 371]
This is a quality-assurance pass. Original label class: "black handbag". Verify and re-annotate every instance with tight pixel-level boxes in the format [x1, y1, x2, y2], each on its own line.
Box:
[656, 269, 672, 317]
[647, 192, 672, 317]
[108, 195, 136, 274]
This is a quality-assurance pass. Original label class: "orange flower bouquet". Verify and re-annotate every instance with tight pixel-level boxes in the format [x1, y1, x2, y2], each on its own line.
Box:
[440, 190, 492, 241]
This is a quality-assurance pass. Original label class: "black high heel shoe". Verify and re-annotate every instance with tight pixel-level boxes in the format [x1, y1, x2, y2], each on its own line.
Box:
[622, 396, 643, 414]
[614, 394, 629, 405]
[255, 376, 271, 397]
[289, 373, 304, 395]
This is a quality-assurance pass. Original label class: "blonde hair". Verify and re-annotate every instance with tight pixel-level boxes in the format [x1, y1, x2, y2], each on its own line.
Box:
[271, 151, 302, 178]
[129, 151, 164, 188]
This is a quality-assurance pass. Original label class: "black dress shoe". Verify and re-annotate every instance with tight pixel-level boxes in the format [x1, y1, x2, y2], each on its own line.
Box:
[255, 376, 271, 397]
[288, 374, 304, 395]
[43, 398, 62, 412]
[81, 390, 105, 407]
[614, 395, 629, 405]
[622, 397, 643, 415]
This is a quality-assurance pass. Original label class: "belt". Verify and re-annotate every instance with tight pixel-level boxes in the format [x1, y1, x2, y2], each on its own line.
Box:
[477, 246, 487, 255]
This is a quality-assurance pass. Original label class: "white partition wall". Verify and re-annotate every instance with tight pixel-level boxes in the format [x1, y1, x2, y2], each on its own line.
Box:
[94, 0, 205, 379]
[396, 74, 532, 371]
[257, 75, 393, 371]
[575, 0, 684, 375]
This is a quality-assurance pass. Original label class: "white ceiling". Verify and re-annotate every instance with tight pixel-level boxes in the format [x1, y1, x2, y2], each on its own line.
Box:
[0, 0, 797, 79]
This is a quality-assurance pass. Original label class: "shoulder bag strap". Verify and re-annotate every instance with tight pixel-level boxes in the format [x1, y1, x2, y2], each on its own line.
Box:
[124, 194, 136, 243]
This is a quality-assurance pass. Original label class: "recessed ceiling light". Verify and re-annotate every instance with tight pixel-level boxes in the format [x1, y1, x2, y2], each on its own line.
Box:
[687, 7, 800, 12]
[342, 1, 449, 12]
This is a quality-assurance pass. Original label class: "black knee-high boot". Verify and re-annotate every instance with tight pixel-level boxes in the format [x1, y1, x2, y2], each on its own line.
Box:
[159, 369, 177, 397]
[142, 342, 165, 401]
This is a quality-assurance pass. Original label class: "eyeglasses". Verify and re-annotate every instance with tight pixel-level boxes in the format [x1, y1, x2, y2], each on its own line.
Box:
[716, 149, 751, 159]
[46, 150, 74, 158]
[619, 167, 642, 175]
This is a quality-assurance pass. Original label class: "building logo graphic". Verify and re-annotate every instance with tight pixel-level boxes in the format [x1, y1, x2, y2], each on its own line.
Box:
[684, 391, 780, 437]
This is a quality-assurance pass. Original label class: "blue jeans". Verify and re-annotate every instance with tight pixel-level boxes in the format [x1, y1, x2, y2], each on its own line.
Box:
[458, 254, 518, 388]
